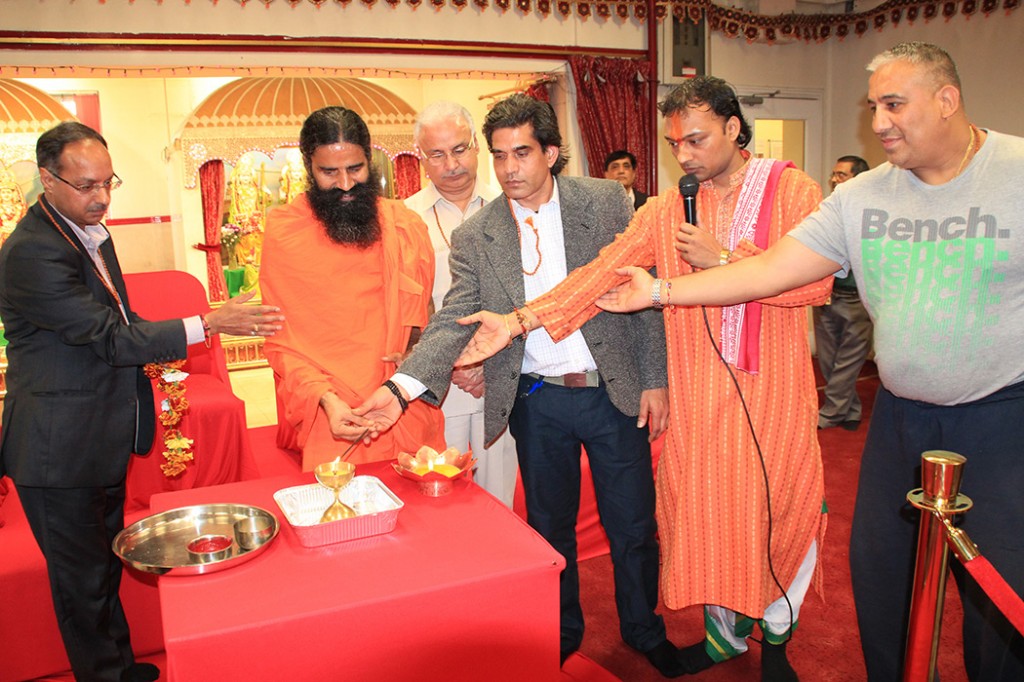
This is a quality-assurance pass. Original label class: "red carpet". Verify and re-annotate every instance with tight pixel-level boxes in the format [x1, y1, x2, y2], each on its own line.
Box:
[575, 367, 970, 681]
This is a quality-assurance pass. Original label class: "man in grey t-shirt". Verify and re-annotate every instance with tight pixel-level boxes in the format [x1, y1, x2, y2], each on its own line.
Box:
[594, 42, 1024, 681]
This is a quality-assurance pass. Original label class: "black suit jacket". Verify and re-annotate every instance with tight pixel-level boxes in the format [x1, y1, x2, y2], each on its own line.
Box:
[0, 198, 187, 487]
[400, 176, 667, 445]
[633, 189, 648, 211]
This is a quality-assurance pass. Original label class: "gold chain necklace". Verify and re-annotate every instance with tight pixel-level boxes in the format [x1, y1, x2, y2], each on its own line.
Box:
[507, 196, 542, 276]
[954, 124, 979, 178]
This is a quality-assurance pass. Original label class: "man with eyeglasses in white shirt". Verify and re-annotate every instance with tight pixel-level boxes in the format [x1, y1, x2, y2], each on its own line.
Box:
[404, 101, 518, 508]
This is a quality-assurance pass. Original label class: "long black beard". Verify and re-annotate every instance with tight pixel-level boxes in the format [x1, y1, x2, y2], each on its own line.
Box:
[306, 168, 382, 248]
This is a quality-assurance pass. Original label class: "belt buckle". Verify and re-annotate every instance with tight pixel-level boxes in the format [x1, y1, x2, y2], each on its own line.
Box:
[562, 373, 588, 388]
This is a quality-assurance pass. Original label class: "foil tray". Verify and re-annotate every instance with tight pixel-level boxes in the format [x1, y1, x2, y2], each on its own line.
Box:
[113, 504, 280, 576]
[273, 475, 403, 548]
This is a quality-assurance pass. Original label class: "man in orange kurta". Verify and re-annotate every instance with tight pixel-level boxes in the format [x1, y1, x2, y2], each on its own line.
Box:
[261, 106, 444, 470]
[457, 78, 831, 681]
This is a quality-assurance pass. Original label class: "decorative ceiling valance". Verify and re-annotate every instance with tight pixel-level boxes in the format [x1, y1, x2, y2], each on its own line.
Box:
[668, 0, 1021, 44]
[177, 76, 418, 188]
[0, 78, 77, 167]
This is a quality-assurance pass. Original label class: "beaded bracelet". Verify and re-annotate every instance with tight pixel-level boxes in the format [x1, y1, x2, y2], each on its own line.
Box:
[513, 307, 532, 339]
[200, 314, 212, 348]
[382, 379, 409, 413]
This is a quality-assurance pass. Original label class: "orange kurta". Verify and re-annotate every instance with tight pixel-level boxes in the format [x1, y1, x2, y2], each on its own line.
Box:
[531, 163, 831, 617]
[261, 194, 444, 470]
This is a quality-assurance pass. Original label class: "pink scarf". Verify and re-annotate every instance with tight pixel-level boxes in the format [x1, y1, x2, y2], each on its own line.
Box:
[719, 158, 794, 374]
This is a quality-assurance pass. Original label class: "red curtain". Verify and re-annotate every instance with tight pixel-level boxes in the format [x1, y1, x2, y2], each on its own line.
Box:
[198, 160, 229, 302]
[569, 56, 654, 194]
[393, 153, 421, 200]
[524, 81, 550, 102]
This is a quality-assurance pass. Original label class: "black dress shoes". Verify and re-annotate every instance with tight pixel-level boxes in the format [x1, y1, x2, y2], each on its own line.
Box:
[761, 640, 799, 682]
[641, 639, 691, 678]
[678, 641, 717, 675]
[121, 662, 160, 682]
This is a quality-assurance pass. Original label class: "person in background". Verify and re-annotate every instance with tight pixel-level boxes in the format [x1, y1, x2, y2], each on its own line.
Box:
[814, 154, 872, 431]
[589, 43, 1024, 681]
[404, 101, 518, 508]
[260, 106, 444, 471]
[358, 94, 683, 676]
[0, 121, 280, 682]
[604, 149, 648, 210]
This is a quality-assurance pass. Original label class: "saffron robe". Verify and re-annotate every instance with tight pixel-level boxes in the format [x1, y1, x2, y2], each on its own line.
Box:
[531, 163, 831, 617]
[261, 195, 444, 470]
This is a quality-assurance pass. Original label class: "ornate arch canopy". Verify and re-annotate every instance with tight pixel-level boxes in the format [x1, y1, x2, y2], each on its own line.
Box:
[0, 79, 77, 167]
[177, 76, 418, 188]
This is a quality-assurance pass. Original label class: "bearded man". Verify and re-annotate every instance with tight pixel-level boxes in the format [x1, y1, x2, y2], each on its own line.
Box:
[261, 106, 444, 470]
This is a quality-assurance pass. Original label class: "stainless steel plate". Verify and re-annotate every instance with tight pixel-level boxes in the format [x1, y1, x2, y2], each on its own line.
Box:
[113, 503, 279, 576]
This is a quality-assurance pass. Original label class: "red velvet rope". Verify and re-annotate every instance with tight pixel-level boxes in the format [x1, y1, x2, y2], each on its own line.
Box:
[963, 556, 1024, 636]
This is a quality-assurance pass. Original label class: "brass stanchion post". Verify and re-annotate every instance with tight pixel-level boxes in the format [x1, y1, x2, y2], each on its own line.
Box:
[903, 451, 973, 681]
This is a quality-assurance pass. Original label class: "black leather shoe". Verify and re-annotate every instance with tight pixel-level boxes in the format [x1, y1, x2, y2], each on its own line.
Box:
[761, 640, 799, 682]
[641, 639, 689, 678]
[840, 419, 861, 431]
[679, 641, 716, 675]
[121, 662, 160, 682]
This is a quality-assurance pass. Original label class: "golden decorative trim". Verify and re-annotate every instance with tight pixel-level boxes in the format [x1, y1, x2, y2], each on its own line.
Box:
[222, 334, 269, 371]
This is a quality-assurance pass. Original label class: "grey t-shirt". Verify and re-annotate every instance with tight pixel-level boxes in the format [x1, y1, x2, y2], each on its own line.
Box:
[790, 130, 1024, 405]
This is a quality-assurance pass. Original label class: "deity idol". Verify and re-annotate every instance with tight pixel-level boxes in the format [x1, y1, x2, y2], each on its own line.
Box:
[0, 168, 27, 246]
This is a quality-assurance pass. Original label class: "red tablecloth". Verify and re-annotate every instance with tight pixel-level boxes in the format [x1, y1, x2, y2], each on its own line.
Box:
[152, 461, 565, 682]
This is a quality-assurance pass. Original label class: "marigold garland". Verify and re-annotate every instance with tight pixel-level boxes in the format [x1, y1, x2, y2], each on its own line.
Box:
[143, 360, 194, 478]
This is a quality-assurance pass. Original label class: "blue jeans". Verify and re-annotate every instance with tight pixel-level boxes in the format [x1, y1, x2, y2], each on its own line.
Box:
[508, 374, 666, 658]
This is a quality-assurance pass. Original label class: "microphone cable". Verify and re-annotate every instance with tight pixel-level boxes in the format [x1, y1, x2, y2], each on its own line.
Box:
[699, 304, 795, 646]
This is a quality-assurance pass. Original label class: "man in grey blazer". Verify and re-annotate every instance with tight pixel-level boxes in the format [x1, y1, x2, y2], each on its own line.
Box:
[0, 122, 281, 682]
[358, 95, 686, 676]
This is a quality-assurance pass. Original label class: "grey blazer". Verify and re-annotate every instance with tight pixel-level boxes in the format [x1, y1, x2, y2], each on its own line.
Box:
[400, 175, 667, 445]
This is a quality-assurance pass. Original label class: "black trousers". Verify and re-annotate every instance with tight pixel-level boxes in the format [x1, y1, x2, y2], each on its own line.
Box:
[508, 374, 666, 657]
[849, 382, 1024, 681]
[17, 481, 136, 682]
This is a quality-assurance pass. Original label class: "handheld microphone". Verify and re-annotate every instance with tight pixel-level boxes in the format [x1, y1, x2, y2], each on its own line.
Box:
[678, 174, 699, 226]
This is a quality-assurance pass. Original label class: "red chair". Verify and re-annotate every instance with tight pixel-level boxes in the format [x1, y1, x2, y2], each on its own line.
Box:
[123, 270, 258, 512]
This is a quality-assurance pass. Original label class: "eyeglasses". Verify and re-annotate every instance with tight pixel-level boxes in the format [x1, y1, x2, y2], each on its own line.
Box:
[421, 141, 475, 167]
[49, 170, 123, 195]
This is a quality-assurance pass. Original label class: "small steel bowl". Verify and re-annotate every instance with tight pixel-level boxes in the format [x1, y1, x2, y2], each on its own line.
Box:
[233, 515, 274, 551]
[186, 534, 233, 563]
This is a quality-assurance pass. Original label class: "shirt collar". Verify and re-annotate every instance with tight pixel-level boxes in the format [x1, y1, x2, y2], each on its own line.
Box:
[48, 202, 109, 255]
[509, 176, 561, 218]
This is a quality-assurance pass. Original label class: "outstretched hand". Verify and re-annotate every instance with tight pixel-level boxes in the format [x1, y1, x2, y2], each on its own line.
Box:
[595, 267, 658, 313]
[204, 290, 285, 338]
[352, 385, 405, 434]
[454, 311, 512, 367]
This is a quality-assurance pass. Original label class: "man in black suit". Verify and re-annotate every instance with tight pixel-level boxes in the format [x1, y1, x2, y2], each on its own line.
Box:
[0, 122, 282, 682]
[604, 149, 648, 210]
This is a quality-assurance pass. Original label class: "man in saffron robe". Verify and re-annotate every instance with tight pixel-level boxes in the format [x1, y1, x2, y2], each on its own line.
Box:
[455, 78, 832, 681]
[261, 106, 444, 470]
